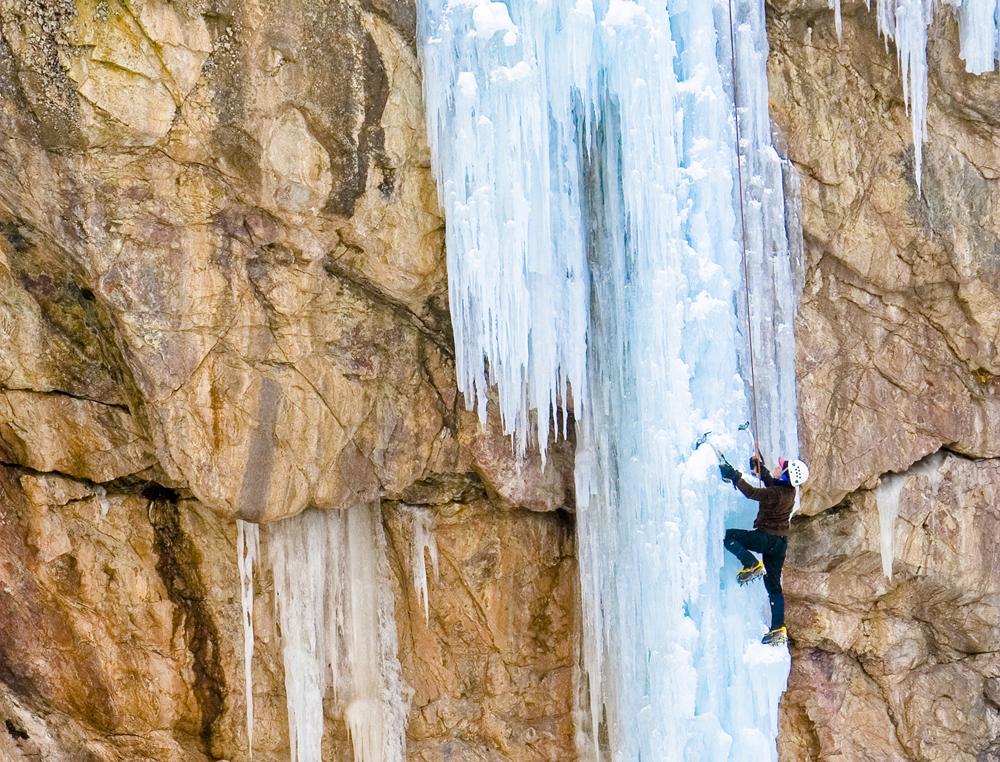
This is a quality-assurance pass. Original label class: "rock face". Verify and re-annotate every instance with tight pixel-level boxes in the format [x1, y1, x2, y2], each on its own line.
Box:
[0, 0, 572, 525]
[0, 0, 576, 759]
[0, 0, 998, 760]
[780, 454, 1000, 761]
[768, 1, 1000, 513]
[767, 2, 1000, 759]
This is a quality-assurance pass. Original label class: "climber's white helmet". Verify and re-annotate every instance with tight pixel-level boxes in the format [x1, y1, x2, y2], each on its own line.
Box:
[786, 459, 809, 487]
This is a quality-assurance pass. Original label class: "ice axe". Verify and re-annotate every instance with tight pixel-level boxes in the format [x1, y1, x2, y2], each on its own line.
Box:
[693, 431, 732, 468]
[738, 420, 765, 474]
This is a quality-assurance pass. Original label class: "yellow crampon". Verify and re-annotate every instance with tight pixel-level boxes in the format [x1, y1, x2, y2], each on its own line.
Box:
[736, 561, 765, 586]
[762, 626, 788, 646]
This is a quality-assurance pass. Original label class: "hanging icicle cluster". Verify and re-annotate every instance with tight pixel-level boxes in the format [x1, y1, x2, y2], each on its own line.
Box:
[266, 505, 407, 762]
[828, 0, 1000, 184]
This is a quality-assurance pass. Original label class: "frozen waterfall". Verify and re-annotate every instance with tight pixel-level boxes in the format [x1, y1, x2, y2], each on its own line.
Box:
[419, 0, 800, 759]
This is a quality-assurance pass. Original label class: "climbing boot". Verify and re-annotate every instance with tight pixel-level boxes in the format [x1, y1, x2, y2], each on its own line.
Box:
[736, 561, 765, 586]
[761, 626, 788, 646]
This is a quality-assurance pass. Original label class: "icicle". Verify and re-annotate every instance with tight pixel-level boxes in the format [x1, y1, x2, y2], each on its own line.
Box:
[94, 485, 110, 518]
[268, 511, 328, 762]
[236, 519, 259, 757]
[267, 505, 407, 762]
[862, 0, 1000, 186]
[830, 0, 843, 38]
[403, 506, 438, 623]
[874, 473, 905, 579]
[894, 0, 931, 185]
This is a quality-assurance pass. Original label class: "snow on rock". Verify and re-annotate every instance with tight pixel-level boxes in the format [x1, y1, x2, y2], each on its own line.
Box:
[472, 2, 518, 43]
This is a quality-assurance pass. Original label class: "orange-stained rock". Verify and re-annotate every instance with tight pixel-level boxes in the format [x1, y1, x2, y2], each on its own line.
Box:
[383, 498, 578, 760]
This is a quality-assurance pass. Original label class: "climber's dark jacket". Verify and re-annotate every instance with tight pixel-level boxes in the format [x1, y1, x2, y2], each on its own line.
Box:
[735, 470, 796, 537]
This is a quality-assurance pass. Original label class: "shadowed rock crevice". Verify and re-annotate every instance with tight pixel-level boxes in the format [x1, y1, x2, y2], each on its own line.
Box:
[147, 492, 226, 755]
[0, 214, 138, 408]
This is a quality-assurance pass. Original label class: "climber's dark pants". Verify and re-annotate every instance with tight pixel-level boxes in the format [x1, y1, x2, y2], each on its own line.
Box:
[724, 528, 787, 630]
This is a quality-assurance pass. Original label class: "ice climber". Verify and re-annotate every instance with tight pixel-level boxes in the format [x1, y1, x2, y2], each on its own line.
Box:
[719, 455, 809, 646]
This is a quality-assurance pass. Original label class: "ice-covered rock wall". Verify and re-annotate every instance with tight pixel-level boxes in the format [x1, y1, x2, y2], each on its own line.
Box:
[419, 0, 801, 758]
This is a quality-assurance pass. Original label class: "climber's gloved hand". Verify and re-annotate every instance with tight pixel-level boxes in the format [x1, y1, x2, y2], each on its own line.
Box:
[749, 454, 762, 474]
[719, 463, 739, 483]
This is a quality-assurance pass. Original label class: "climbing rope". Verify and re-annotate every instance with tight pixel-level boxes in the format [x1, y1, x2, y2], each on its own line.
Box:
[726, 0, 763, 460]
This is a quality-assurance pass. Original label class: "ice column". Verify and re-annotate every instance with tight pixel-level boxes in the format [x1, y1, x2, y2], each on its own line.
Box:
[268, 505, 407, 762]
[236, 519, 260, 755]
[419, 0, 799, 759]
[958, 0, 1000, 72]
[874, 452, 945, 579]
[729, 0, 803, 461]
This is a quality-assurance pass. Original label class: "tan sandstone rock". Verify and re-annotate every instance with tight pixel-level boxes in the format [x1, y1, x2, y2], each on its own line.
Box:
[0, 2, 578, 759]
[0, 0, 568, 522]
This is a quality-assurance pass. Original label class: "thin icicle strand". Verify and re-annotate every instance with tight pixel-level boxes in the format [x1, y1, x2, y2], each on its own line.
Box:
[404, 506, 438, 623]
[830, 0, 843, 38]
[236, 519, 260, 757]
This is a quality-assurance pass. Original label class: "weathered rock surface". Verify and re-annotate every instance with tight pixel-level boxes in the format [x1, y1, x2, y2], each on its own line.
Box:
[0, 0, 570, 524]
[768, 0, 1000, 513]
[0, 0, 998, 759]
[0, 463, 578, 761]
[0, 467, 212, 761]
[0, 0, 576, 759]
[768, 2, 1000, 759]
[384, 497, 577, 761]
[781, 453, 1000, 761]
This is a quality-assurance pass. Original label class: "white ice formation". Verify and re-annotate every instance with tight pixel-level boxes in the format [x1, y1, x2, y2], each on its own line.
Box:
[94, 484, 110, 518]
[874, 452, 946, 579]
[403, 506, 439, 623]
[236, 519, 260, 756]
[874, 471, 905, 579]
[829, 0, 1000, 184]
[419, 0, 801, 758]
[267, 505, 407, 762]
